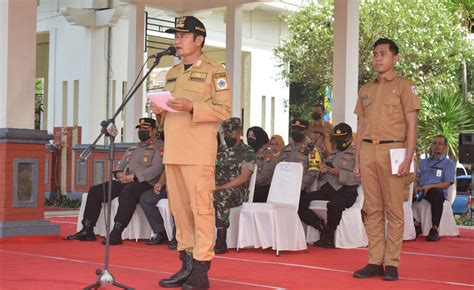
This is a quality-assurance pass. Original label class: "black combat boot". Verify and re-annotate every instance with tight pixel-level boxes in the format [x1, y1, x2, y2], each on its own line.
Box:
[65, 219, 96, 241]
[159, 251, 193, 288]
[102, 222, 124, 245]
[214, 228, 228, 254]
[182, 259, 211, 290]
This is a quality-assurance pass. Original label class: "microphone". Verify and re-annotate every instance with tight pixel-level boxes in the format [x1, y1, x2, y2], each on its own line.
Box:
[154, 46, 176, 59]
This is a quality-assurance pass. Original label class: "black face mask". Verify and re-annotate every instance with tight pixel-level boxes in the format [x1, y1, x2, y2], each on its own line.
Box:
[224, 136, 237, 148]
[291, 131, 304, 143]
[247, 137, 257, 150]
[138, 130, 151, 142]
[312, 112, 322, 120]
[335, 140, 351, 151]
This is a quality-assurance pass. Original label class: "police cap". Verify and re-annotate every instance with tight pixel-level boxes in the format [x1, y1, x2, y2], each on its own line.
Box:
[290, 119, 309, 130]
[165, 16, 207, 37]
[135, 117, 157, 129]
[333, 122, 352, 140]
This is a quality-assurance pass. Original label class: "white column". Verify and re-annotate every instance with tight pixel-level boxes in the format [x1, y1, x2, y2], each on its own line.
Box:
[124, 3, 145, 142]
[332, 0, 360, 129]
[0, 0, 37, 129]
[225, 4, 242, 118]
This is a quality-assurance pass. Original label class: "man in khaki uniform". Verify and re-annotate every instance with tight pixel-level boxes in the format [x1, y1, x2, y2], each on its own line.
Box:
[308, 103, 334, 159]
[151, 16, 231, 290]
[353, 38, 420, 281]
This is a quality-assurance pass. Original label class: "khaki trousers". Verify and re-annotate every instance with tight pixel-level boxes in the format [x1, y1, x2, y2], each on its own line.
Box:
[360, 142, 408, 267]
[165, 164, 216, 261]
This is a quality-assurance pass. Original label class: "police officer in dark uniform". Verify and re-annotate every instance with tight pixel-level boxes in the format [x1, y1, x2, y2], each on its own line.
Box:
[66, 118, 163, 245]
[298, 123, 360, 248]
[279, 119, 320, 193]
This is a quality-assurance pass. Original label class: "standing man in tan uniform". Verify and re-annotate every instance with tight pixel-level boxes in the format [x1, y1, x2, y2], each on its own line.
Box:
[151, 16, 231, 290]
[352, 38, 420, 281]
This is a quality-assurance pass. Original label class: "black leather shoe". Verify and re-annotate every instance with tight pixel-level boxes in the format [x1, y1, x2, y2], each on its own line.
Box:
[65, 228, 96, 241]
[415, 224, 422, 237]
[168, 236, 178, 250]
[146, 231, 167, 245]
[383, 265, 399, 281]
[102, 225, 123, 245]
[426, 228, 440, 241]
[353, 264, 384, 278]
[159, 251, 192, 288]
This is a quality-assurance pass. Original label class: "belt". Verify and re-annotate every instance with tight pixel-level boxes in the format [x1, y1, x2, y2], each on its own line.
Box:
[363, 139, 403, 145]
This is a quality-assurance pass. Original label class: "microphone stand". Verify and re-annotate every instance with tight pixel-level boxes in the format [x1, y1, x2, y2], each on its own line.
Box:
[82, 54, 168, 290]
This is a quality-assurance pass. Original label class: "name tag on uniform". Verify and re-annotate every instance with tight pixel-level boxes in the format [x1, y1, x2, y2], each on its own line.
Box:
[189, 72, 207, 83]
[436, 169, 442, 177]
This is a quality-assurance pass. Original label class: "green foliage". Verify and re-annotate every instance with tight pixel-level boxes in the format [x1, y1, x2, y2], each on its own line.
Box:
[45, 196, 81, 209]
[418, 89, 474, 159]
[360, 0, 474, 96]
[275, 0, 474, 96]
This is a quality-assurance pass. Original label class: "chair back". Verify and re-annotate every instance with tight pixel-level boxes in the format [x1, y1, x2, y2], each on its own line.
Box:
[247, 164, 257, 203]
[351, 185, 364, 210]
[406, 182, 414, 206]
[447, 183, 456, 204]
[267, 162, 304, 207]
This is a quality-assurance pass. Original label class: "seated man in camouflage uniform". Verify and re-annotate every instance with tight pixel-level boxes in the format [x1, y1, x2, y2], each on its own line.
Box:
[279, 119, 320, 193]
[214, 117, 256, 254]
[66, 118, 163, 245]
[298, 123, 361, 248]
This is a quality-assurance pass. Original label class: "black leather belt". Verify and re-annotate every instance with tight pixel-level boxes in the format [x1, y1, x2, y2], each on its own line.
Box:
[363, 139, 403, 144]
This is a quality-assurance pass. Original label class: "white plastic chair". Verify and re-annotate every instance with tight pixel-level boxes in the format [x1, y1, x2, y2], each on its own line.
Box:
[412, 184, 459, 237]
[156, 198, 175, 240]
[402, 182, 416, 240]
[76, 193, 153, 241]
[227, 164, 257, 248]
[306, 185, 368, 248]
[237, 162, 306, 256]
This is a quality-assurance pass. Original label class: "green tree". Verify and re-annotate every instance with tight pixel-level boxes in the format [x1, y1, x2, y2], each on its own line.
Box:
[276, 0, 473, 94]
[418, 89, 474, 159]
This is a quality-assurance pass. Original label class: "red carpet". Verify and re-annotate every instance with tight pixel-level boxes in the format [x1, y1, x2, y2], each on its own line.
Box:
[0, 217, 472, 290]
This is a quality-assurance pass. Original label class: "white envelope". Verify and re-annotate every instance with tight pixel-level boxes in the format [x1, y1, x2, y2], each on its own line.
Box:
[389, 148, 415, 175]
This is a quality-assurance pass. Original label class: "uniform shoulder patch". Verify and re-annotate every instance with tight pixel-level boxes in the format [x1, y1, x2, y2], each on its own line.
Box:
[213, 72, 229, 91]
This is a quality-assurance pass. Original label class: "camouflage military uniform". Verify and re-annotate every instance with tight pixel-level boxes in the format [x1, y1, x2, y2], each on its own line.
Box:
[214, 142, 256, 229]
[279, 142, 321, 192]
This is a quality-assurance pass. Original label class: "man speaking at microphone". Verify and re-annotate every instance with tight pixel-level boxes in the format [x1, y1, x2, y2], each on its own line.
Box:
[150, 16, 231, 290]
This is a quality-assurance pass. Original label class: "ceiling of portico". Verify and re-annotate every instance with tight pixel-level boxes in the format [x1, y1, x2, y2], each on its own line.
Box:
[120, 0, 302, 14]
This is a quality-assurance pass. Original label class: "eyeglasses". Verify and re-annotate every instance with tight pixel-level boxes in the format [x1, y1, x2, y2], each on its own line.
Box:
[270, 143, 279, 146]
[432, 142, 446, 146]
